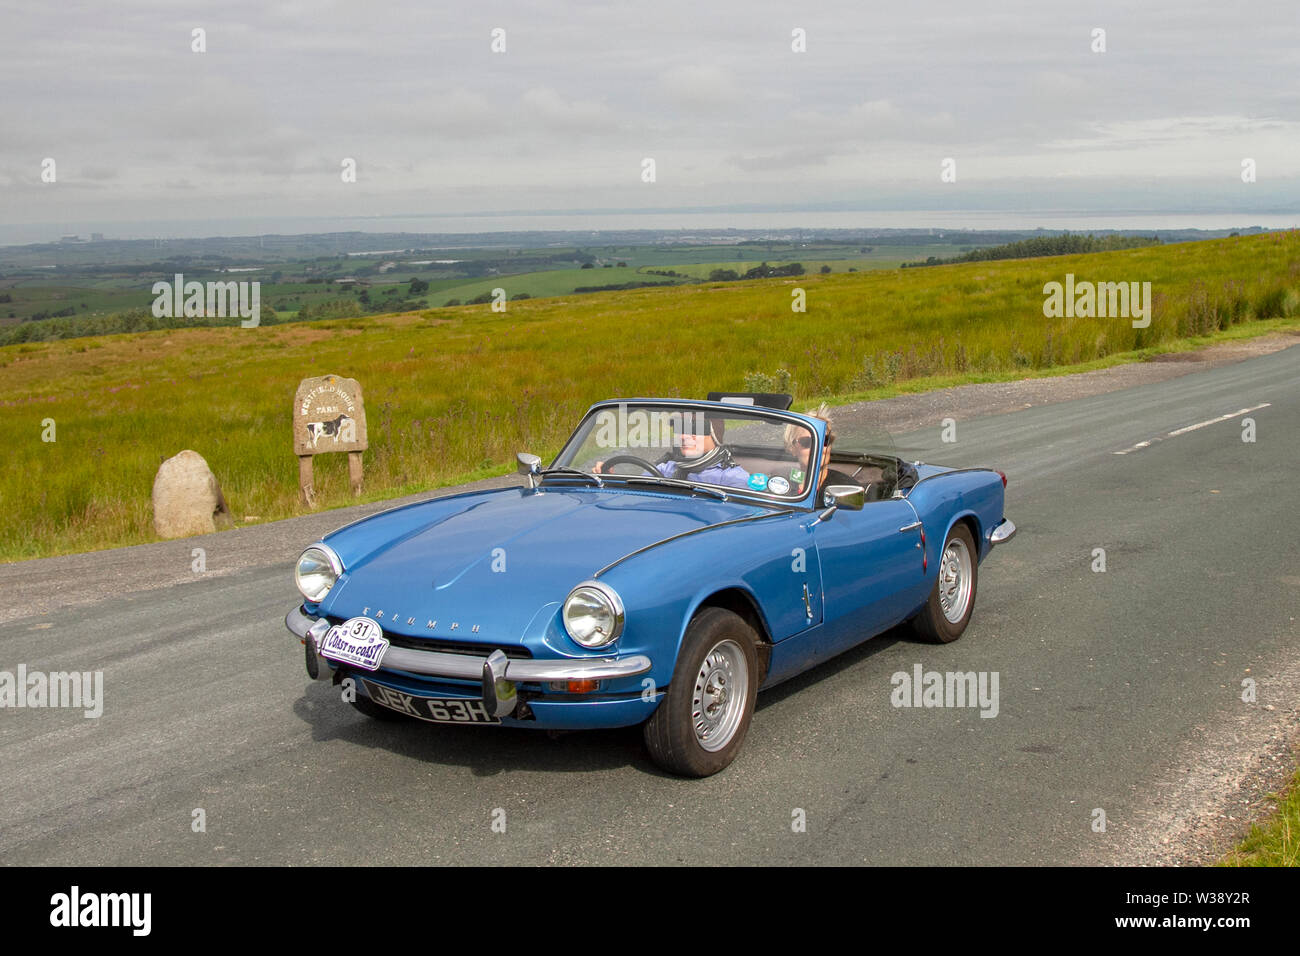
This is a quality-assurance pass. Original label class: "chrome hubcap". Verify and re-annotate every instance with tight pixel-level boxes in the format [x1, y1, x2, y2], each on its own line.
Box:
[692, 640, 748, 752]
[938, 538, 973, 624]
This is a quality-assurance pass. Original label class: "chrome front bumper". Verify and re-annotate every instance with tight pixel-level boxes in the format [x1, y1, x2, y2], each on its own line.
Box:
[285, 606, 652, 716]
[989, 518, 1017, 545]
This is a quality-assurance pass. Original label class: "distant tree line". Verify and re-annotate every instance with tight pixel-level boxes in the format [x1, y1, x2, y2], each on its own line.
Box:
[0, 304, 282, 345]
[708, 262, 806, 282]
[901, 233, 1161, 268]
[572, 280, 676, 294]
[25, 306, 79, 320]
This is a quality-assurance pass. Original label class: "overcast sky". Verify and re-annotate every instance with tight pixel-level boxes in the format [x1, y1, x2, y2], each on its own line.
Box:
[2, 0, 1297, 233]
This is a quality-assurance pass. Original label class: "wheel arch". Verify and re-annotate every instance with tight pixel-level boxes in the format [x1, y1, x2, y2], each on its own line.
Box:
[947, 510, 983, 558]
[689, 587, 774, 684]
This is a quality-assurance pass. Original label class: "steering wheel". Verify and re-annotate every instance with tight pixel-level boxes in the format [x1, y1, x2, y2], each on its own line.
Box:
[600, 454, 663, 476]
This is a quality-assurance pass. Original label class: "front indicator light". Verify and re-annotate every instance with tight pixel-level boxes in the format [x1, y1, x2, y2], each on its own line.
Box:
[549, 679, 602, 694]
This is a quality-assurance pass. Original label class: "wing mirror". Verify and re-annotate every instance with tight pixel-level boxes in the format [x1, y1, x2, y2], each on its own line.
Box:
[825, 485, 865, 510]
[809, 484, 865, 526]
[516, 452, 542, 489]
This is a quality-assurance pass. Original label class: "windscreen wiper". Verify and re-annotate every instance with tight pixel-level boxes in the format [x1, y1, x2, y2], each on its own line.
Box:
[538, 468, 603, 487]
[623, 476, 728, 500]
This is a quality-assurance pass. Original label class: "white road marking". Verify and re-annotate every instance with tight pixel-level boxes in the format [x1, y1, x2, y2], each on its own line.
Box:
[1113, 403, 1271, 455]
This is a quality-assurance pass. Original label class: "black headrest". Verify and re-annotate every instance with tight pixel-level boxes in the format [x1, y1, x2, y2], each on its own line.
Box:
[706, 392, 794, 411]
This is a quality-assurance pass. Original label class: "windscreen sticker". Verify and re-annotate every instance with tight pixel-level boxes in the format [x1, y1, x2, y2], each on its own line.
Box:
[768, 476, 790, 494]
[748, 472, 769, 490]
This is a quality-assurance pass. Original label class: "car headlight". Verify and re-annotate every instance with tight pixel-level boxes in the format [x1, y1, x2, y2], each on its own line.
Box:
[295, 544, 342, 603]
[562, 581, 625, 648]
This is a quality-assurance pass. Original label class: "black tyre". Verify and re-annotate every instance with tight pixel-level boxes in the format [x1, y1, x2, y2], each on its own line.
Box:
[643, 607, 759, 777]
[911, 523, 978, 643]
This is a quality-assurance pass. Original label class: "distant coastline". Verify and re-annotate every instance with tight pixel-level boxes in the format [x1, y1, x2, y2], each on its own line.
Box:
[2, 209, 1296, 248]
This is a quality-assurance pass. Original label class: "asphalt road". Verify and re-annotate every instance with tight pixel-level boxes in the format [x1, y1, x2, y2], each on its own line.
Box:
[2, 346, 1297, 865]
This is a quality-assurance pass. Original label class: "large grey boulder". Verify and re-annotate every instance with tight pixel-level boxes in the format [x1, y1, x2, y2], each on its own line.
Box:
[151, 450, 231, 538]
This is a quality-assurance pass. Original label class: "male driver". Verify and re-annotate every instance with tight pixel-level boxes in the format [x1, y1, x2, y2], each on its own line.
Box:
[597, 413, 750, 489]
[660, 414, 750, 488]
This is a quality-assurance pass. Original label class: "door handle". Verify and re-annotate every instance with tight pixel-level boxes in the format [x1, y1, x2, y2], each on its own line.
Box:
[898, 521, 922, 533]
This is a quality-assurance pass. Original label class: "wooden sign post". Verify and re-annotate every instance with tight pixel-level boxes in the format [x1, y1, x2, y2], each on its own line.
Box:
[293, 374, 368, 506]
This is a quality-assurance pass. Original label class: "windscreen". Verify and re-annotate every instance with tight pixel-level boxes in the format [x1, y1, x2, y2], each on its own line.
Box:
[553, 402, 821, 499]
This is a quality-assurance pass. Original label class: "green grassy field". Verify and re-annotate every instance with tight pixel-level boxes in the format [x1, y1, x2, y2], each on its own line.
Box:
[0, 240, 976, 326]
[427, 266, 681, 304]
[0, 281, 146, 323]
[1, 230, 1297, 562]
[663, 245, 964, 279]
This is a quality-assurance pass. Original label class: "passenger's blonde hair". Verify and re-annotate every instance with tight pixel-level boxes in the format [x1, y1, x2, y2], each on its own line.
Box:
[786, 402, 834, 451]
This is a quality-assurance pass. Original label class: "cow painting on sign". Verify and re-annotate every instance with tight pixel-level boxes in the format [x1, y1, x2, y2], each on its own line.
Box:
[306, 414, 356, 449]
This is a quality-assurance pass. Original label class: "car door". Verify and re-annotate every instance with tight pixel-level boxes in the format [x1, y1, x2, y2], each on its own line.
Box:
[812, 496, 926, 656]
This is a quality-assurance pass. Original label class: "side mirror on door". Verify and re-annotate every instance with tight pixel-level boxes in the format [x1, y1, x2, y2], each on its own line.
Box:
[516, 452, 542, 489]
[824, 484, 866, 510]
[809, 484, 866, 526]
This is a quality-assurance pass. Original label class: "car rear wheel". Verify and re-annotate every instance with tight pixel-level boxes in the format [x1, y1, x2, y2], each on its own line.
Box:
[911, 523, 978, 644]
[643, 607, 759, 777]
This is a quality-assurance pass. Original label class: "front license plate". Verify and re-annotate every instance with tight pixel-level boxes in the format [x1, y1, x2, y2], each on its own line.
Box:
[362, 679, 500, 724]
[319, 617, 389, 671]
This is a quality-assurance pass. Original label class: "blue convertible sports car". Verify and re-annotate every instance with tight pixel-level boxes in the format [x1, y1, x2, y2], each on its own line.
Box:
[285, 393, 1015, 776]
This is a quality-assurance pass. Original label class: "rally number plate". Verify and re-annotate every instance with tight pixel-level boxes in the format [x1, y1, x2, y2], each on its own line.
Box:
[319, 617, 389, 671]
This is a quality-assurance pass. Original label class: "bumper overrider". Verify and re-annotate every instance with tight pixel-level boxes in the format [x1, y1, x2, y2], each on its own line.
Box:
[989, 518, 1016, 545]
[285, 606, 653, 719]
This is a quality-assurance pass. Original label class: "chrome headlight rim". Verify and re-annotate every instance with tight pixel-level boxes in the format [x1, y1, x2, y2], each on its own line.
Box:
[562, 580, 625, 648]
[295, 542, 343, 603]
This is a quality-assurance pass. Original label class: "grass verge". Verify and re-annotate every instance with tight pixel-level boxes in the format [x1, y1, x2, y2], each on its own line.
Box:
[1219, 765, 1300, 866]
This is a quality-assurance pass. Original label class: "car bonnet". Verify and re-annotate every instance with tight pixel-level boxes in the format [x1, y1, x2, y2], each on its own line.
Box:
[317, 486, 775, 640]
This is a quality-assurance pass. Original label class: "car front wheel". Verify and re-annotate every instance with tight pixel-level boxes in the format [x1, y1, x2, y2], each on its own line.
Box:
[643, 607, 759, 777]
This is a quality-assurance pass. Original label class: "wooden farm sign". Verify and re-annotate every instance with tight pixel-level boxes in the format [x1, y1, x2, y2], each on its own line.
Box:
[293, 374, 368, 505]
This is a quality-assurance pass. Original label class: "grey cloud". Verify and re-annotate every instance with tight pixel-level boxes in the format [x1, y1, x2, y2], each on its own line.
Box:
[1, 0, 1297, 229]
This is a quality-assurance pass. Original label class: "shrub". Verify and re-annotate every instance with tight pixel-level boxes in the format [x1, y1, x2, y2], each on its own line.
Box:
[850, 351, 903, 390]
[1254, 285, 1299, 318]
[742, 367, 794, 394]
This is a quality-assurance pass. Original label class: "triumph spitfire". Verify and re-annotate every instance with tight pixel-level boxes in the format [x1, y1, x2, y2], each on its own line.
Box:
[285, 393, 1015, 776]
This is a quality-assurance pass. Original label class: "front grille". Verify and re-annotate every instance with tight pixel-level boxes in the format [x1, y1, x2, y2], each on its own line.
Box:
[323, 616, 531, 659]
[385, 634, 532, 659]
